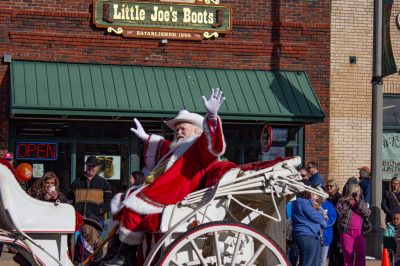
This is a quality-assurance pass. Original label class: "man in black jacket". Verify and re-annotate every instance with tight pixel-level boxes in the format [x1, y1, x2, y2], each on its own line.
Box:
[68, 156, 112, 223]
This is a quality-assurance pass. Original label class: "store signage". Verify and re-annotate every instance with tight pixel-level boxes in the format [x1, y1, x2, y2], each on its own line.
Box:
[93, 0, 232, 40]
[382, 133, 400, 180]
[16, 142, 58, 161]
[85, 155, 121, 180]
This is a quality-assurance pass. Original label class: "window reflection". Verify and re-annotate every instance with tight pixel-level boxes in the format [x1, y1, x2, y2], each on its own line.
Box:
[16, 122, 71, 138]
[78, 124, 130, 139]
[224, 125, 301, 164]
[384, 96, 400, 127]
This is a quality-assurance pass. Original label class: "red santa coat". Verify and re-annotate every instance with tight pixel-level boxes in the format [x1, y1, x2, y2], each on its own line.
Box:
[118, 116, 225, 245]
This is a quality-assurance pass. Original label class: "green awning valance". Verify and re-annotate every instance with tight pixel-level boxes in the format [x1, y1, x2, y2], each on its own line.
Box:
[10, 60, 324, 123]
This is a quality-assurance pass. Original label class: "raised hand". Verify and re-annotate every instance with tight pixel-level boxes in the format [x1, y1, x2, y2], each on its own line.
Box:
[201, 88, 226, 116]
[130, 118, 149, 141]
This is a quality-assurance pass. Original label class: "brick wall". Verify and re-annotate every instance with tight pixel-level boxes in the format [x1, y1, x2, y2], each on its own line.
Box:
[330, 0, 400, 188]
[0, 0, 331, 174]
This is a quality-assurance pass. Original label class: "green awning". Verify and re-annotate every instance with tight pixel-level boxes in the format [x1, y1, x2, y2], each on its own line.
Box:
[10, 60, 324, 123]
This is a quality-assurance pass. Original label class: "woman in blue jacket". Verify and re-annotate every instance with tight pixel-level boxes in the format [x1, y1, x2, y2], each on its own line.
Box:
[292, 189, 328, 266]
[319, 198, 337, 266]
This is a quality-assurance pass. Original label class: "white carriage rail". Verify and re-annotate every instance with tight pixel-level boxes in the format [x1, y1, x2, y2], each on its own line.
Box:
[144, 156, 328, 265]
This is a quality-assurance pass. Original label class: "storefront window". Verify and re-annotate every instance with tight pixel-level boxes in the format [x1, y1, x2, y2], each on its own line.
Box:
[224, 124, 302, 165]
[76, 143, 131, 193]
[14, 143, 71, 193]
[78, 123, 130, 140]
[261, 127, 301, 161]
[383, 96, 400, 128]
[15, 122, 71, 138]
[11, 120, 304, 194]
[12, 121, 136, 194]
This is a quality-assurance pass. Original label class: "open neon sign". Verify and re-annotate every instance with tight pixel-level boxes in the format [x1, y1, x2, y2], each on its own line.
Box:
[16, 142, 58, 161]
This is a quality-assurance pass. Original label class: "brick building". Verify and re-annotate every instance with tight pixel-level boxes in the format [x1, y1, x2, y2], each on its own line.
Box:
[0, 0, 330, 193]
[330, 0, 400, 188]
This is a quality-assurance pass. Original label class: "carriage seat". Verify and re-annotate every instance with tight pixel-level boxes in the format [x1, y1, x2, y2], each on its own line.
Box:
[0, 159, 75, 233]
[156, 157, 301, 233]
[199, 157, 296, 188]
[158, 161, 240, 233]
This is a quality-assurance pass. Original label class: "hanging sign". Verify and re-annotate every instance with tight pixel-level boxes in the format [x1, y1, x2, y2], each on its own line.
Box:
[382, 133, 400, 180]
[93, 0, 232, 40]
[260, 125, 273, 153]
[32, 164, 44, 178]
[16, 142, 58, 161]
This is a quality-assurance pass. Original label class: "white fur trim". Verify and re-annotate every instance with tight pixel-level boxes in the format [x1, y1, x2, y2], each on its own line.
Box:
[204, 116, 226, 157]
[110, 193, 124, 215]
[119, 225, 145, 245]
[122, 186, 164, 215]
[123, 138, 199, 215]
[145, 134, 165, 171]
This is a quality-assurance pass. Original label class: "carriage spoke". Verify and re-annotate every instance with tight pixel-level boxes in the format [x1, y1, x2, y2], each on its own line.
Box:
[213, 231, 223, 266]
[170, 259, 182, 266]
[230, 233, 244, 266]
[245, 245, 266, 266]
[189, 239, 208, 266]
[159, 223, 288, 266]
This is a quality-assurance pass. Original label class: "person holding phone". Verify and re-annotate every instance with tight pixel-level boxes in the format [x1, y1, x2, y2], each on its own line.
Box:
[29, 171, 67, 203]
[382, 176, 400, 224]
[336, 183, 371, 266]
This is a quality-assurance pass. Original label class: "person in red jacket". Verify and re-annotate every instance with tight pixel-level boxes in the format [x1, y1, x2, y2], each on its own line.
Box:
[103, 88, 226, 266]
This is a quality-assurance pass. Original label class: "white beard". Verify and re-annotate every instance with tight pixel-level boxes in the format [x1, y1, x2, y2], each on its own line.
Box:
[149, 134, 199, 173]
[169, 135, 199, 152]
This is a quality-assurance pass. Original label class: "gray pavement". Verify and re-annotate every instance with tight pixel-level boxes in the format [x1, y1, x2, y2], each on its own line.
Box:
[0, 249, 383, 265]
[0, 251, 18, 266]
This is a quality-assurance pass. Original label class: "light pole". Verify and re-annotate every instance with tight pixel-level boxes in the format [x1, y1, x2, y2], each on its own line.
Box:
[369, 0, 383, 258]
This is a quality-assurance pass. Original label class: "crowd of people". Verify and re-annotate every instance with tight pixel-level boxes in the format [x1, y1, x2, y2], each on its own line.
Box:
[286, 163, 400, 266]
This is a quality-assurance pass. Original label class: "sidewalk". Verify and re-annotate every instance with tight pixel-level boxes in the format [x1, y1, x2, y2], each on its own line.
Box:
[0, 250, 384, 265]
[367, 259, 382, 266]
[0, 251, 18, 266]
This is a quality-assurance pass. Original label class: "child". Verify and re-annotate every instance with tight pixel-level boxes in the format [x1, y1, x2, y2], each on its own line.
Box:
[383, 210, 400, 265]
[319, 197, 337, 266]
[74, 214, 104, 265]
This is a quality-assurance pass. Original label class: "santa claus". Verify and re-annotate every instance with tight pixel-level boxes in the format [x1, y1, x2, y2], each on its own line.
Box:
[103, 88, 226, 266]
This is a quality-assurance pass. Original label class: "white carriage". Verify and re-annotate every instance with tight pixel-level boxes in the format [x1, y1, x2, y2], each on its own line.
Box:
[0, 156, 327, 266]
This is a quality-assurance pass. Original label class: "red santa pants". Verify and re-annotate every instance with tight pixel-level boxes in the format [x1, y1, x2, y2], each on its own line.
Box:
[119, 207, 161, 246]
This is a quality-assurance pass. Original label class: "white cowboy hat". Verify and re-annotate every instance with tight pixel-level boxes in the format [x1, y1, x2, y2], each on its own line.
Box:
[165, 110, 204, 131]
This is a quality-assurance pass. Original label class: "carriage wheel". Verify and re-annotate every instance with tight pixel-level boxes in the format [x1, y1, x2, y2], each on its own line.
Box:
[158, 221, 288, 266]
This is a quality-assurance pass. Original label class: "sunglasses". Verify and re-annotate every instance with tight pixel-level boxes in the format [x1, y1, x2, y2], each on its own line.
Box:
[326, 185, 336, 188]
